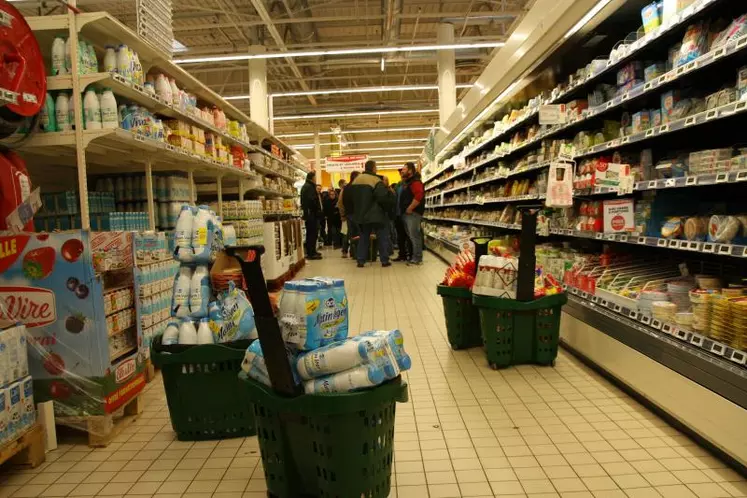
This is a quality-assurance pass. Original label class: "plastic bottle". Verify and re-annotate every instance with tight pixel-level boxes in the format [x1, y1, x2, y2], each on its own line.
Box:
[296, 339, 382, 380]
[100, 88, 118, 129]
[171, 266, 192, 317]
[64, 37, 72, 74]
[51, 37, 67, 75]
[103, 45, 116, 73]
[132, 52, 143, 85]
[304, 364, 385, 394]
[83, 88, 101, 130]
[191, 205, 212, 256]
[174, 206, 194, 246]
[169, 78, 180, 107]
[87, 43, 98, 72]
[155, 74, 171, 102]
[40, 92, 56, 132]
[162, 321, 179, 345]
[279, 282, 299, 344]
[177, 318, 197, 345]
[189, 265, 210, 318]
[196, 318, 214, 345]
[116, 45, 130, 81]
[208, 301, 224, 342]
[77, 40, 89, 75]
[55, 93, 70, 131]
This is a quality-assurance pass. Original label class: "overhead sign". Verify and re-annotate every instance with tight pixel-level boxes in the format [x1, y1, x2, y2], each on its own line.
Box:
[325, 155, 368, 172]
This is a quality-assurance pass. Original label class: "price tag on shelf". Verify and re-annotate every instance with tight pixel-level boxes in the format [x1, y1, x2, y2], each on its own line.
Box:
[640, 315, 651, 325]
[710, 342, 726, 356]
[690, 333, 705, 347]
[661, 323, 673, 335]
[730, 349, 746, 365]
[686, 176, 698, 186]
[651, 319, 662, 330]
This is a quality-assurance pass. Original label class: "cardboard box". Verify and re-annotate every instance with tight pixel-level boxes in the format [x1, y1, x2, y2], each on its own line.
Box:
[603, 199, 635, 233]
[594, 162, 631, 188]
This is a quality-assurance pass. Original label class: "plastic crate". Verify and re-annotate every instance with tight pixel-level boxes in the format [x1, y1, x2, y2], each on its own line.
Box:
[436, 285, 483, 350]
[240, 373, 408, 498]
[151, 336, 255, 441]
[472, 293, 567, 368]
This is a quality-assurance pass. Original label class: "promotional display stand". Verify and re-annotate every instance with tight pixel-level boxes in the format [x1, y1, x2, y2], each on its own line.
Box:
[229, 246, 408, 498]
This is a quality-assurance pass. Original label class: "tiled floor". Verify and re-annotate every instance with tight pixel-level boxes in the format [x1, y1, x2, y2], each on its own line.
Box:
[2, 249, 746, 497]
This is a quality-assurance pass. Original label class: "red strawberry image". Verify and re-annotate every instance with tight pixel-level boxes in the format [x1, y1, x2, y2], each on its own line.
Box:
[22, 247, 56, 279]
[49, 381, 71, 400]
[61, 238, 84, 263]
[43, 353, 65, 375]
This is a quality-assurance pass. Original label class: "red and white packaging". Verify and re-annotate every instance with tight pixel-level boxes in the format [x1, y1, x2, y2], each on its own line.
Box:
[603, 199, 635, 233]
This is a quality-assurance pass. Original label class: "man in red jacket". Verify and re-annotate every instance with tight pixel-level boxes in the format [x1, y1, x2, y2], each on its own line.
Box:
[398, 162, 424, 265]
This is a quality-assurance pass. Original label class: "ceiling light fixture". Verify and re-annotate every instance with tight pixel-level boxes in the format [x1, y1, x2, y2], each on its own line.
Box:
[174, 42, 506, 64]
[292, 139, 427, 147]
[223, 84, 472, 100]
[564, 0, 613, 39]
[369, 154, 423, 159]
[277, 126, 434, 138]
[275, 109, 438, 121]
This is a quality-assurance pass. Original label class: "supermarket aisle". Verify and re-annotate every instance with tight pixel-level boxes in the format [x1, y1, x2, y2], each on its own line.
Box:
[2, 250, 746, 498]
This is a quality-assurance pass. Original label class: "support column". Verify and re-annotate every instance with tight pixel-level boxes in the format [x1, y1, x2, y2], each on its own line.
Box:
[437, 23, 457, 128]
[187, 171, 195, 204]
[314, 127, 322, 184]
[248, 46, 268, 130]
[268, 95, 275, 134]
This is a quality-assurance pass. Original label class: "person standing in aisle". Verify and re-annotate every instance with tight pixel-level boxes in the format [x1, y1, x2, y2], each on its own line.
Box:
[338, 174, 358, 258]
[317, 184, 328, 246]
[399, 162, 425, 265]
[324, 188, 342, 248]
[348, 161, 394, 267]
[300, 172, 323, 260]
[394, 169, 412, 262]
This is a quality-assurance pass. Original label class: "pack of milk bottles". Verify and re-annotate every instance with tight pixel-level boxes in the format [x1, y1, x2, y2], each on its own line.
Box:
[162, 204, 259, 346]
[241, 276, 411, 394]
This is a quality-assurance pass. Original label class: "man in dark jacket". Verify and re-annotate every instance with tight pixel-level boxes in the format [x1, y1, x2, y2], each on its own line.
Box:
[394, 169, 412, 262]
[300, 172, 323, 259]
[347, 161, 395, 267]
[338, 174, 358, 258]
[323, 188, 342, 248]
[399, 162, 425, 265]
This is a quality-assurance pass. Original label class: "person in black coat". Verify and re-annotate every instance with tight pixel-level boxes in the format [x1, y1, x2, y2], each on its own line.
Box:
[300, 172, 323, 259]
[323, 189, 342, 249]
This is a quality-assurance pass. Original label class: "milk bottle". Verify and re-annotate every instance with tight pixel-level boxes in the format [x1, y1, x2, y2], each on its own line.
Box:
[83, 88, 101, 130]
[51, 36, 67, 75]
[103, 45, 116, 73]
[240, 340, 272, 387]
[55, 93, 70, 131]
[304, 364, 385, 394]
[116, 45, 130, 80]
[358, 330, 412, 372]
[177, 318, 197, 345]
[162, 320, 179, 345]
[189, 265, 210, 318]
[100, 88, 118, 129]
[196, 318, 214, 345]
[296, 339, 381, 380]
[171, 266, 192, 317]
[174, 205, 194, 249]
[191, 205, 212, 263]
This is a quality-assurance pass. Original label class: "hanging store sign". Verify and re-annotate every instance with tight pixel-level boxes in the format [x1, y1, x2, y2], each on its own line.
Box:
[324, 155, 369, 172]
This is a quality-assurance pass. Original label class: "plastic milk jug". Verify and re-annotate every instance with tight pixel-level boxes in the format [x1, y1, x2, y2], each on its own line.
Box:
[177, 318, 197, 345]
[174, 205, 194, 249]
[189, 265, 210, 318]
[162, 320, 179, 345]
[171, 266, 192, 317]
[196, 318, 214, 345]
[51, 36, 67, 75]
[83, 88, 101, 130]
[191, 205, 212, 262]
[208, 301, 224, 342]
[55, 93, 70, 131]
[296, 338, 381, 380]
[304, 364, 385, 394]
[103, 45, 116, 72]
[100, 88, 118, 129]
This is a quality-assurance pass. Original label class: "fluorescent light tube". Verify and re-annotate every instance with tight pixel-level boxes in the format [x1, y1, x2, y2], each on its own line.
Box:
[275, 109, 438, 121]
[277, 126, 434, 138]
[174, 42, 505, 65]
[564, 0, 612, 39]
[224, 84, 471, 100]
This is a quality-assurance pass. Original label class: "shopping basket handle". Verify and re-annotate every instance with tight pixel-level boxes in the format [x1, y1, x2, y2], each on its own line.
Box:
[225, 245, 303, 397]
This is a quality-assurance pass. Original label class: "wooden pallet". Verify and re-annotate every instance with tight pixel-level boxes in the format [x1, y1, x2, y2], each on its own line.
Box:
[0, 423, 45, 469]
[58, 392, 143, 447]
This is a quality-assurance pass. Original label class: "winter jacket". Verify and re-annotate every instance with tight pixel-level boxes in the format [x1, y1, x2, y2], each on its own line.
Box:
[347, 172, 394, 226]
[300, 180, 322, 221]
[323, 195, 341, 225]
[398, 173, 425, 215]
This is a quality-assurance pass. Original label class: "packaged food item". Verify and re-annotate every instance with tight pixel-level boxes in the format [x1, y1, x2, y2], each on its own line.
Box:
[661, 217, 683, 239]
[708, 215, 740, 243]
[684, 217, 708, 241]
[661, 90, 680, 124]
[644, 63, 666, 82]
[676, 22, 708, 67]
[711, 14, 747, 49]
[641, 2, 661, 34]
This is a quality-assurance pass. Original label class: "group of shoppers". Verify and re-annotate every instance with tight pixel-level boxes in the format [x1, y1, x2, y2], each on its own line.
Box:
[300, 160, 424, 267]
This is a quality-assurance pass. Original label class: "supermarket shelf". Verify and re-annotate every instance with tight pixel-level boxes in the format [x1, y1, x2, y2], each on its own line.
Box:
[426, 194, 540, 209]
[461, 108, 540, 160]
[424, 233, 460, 264]
[427, 159, 551, 194]
[424, 215, 747, 259]
[562, 289, 747, 410]
[550, 0, 726, 105]
[426, 20, 746, 188]
[575, 169, 747, 196]
[9, 128, 256, 179]
[110, 346, 137, 363]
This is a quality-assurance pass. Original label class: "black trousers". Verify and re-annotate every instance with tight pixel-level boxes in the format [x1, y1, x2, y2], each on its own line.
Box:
[304, 217, 319, 256]
[394, 216, 412, 259]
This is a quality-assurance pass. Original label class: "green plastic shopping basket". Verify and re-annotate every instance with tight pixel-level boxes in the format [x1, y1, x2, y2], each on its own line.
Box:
[472, 293, 567, 369]
[240, 373, 408, 498]
[436, 285, 482, 350]
[151, 336, 255, 441]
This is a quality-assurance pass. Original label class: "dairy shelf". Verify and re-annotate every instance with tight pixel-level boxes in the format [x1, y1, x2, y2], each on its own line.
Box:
[423, 215, 747, 259]
[429, 0, 729, 174]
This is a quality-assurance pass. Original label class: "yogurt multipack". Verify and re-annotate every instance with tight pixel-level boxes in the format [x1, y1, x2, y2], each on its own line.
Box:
[278, 278, 348, 350]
